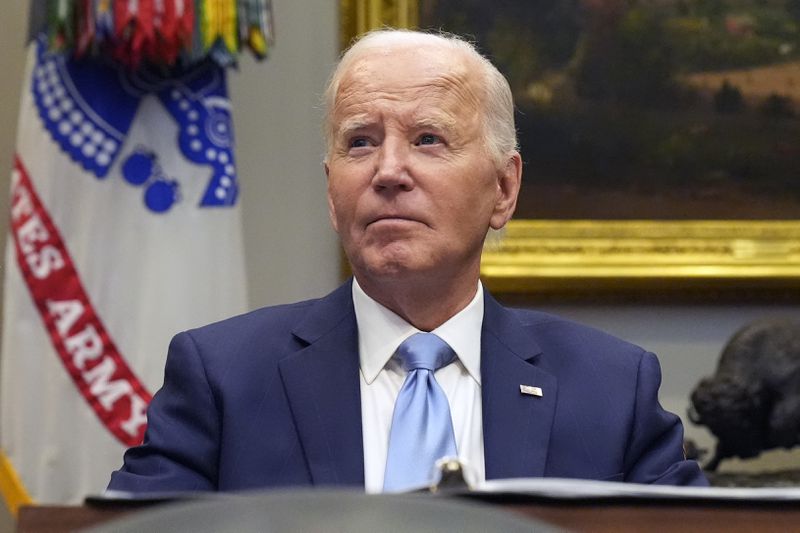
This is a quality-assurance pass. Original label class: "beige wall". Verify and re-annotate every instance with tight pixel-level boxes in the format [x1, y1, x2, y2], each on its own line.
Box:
[232, 1, 341, 307]
[0, 1, 27, 285]
[0, 5, 27, 533]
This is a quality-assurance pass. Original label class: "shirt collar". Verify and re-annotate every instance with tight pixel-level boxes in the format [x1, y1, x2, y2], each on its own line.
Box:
[352, 278, 484, 385]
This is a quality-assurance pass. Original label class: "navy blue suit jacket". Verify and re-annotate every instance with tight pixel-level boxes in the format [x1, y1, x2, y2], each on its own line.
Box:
[108, 280, 706, 491]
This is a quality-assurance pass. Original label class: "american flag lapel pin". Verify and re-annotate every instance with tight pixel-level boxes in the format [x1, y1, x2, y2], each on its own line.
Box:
[520, 384, 543, 397]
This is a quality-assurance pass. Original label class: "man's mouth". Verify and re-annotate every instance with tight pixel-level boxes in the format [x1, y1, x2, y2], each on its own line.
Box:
[368, 215, 419, 225]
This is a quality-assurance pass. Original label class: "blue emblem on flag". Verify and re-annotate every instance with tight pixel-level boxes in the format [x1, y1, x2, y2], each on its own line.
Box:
[31, 37, 239, 213]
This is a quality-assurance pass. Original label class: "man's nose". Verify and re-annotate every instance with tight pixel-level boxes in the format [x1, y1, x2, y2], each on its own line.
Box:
[372, 139, 414, 192]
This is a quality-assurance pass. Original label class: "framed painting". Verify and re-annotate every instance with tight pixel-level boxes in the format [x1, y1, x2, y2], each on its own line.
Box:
[339, 0, 800, 299]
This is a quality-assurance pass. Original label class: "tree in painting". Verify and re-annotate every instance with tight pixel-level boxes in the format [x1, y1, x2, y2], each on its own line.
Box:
[421, 0, 800, 219]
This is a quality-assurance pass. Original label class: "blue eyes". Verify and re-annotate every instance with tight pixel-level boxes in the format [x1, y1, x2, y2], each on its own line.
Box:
[417, 134, 441, 145]
[347, 134, 442, 150]
[350, 138, 370, 148]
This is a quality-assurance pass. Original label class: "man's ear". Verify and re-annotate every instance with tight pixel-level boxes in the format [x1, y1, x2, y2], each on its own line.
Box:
[489, 151, 522, 230]
[324, 162, 340, 233]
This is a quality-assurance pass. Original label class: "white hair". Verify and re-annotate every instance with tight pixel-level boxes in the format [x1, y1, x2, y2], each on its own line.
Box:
[323, 29, 518, 167]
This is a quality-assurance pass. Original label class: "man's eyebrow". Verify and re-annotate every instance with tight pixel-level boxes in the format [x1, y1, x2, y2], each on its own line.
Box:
[335, 114, 459, 137]
[336, 117, 372, 137]
[412, 115, 457, 132]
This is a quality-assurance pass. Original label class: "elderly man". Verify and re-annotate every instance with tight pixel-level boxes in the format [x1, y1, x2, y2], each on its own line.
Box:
[108, 29, 706, 493]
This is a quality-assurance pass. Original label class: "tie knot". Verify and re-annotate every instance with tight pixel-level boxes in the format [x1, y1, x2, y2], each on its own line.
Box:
[396, 332, 455, 372]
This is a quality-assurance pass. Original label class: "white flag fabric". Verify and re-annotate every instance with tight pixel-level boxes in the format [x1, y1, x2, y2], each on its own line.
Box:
[0, 38, 248, 507]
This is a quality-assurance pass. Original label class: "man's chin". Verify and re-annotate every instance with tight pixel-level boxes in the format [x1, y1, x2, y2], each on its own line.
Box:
[352, 252, 434, 283]
[359, 261, 417, 280]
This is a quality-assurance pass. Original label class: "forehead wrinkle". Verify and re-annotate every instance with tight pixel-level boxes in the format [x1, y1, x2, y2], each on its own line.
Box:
[341, 46, 482, 99]
[336, 81, 478, 121]
[428, 66, 482, 106]
[410, 112, 458, 134]
[332, 49, 486, 141]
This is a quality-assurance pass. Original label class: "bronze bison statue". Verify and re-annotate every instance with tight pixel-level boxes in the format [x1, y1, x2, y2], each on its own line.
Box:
[689, 319, 800, 471]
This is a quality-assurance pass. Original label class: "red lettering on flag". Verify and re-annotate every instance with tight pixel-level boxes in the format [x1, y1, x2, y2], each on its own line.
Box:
[10, 155, 152, 446]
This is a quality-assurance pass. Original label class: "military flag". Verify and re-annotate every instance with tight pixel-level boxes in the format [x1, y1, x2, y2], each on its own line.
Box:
[0, 0, 273, 509]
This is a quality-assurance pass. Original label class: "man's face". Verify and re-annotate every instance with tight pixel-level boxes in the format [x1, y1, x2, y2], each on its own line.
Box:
[326, 44, 519, 287]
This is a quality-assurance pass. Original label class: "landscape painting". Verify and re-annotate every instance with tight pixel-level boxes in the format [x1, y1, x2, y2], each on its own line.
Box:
[419, 1, 800, 220]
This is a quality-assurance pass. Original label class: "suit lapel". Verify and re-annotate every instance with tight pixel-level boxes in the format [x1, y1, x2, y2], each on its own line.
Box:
[278, 281, 365, 487]
[276, 283, 558, 485]
[481, 293, 558, 480]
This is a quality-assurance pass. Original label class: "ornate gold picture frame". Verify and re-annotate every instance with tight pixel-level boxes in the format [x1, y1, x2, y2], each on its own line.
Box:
[339, 1, 800, 298]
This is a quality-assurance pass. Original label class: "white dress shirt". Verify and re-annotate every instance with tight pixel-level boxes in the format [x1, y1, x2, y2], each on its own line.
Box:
[353, 278, 485, 493]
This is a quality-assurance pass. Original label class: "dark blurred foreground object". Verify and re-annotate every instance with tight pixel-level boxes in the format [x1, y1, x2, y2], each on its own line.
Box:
[81, 490, 562, 533]
[689, 319, 800, 472]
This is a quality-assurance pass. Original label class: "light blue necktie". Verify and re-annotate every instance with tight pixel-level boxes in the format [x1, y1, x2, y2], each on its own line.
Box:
[383, 332, 458, 492]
